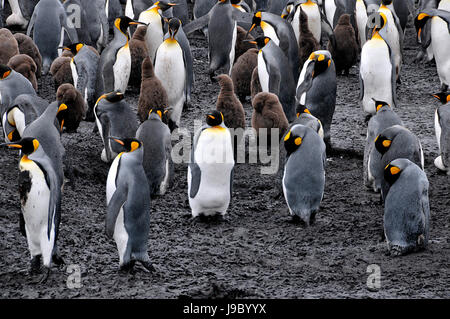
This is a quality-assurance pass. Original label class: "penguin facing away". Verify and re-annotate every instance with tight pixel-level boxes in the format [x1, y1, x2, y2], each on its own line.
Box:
[105, 137, 154, 272]
[432, 92, 450, 173]
[188, 110, 235, 218]
[251, 92, 289, 141]
[136, 109, 173, 197]
[14, 33, 43, 77]
[282, 123, 326, 225]
[383, 158, 430, 257]
[215, 74, 246, 131]
[2, 137, 64, 282]
[231, 47, 258, 102]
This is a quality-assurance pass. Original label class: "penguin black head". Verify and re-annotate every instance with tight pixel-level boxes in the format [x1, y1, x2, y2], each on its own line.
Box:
[381, 0, 393, 6]
[56, 103, 68, 132]
[374, 134, 392, 155]
[206, 110, 224, 127]
[247, 36, 270, 50]
[431, 92, 450, 105]
[372, 99, 390, 112]
[154, 1, 178, 11]
[108, 137, 142, 153]
[0, 64, 12, 79]
[115, 16, 146, 35]
[2, 137, 40, 155]
[63, 43, 84, 56]
[249, 11, 263, 32]
[283, 127, 304, 156]
[168, 18, 181, 39]
[384, 163, 402, 186]
[281, 3, 294, 19]
[106, 91, 125, 103]
[415, 12, 432, 41]
[371, 12, 387, 34]
[296, 104, 312, 118]
[148, 108, 165, 121]
[308, 52, 332, 78]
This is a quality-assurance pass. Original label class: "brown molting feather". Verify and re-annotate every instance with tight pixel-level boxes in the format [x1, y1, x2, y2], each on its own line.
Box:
[215, 74, 246, 130]
[0, 28, 19, 65]
[56, 83, 86, 133]
[14, 33, 42, 77]
[231, 48, 259, 102]
[7, 54, 38, 90]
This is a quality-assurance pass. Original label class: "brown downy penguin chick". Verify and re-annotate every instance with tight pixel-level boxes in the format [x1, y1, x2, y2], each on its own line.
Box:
[129, 26, 148, 89]
[14, 33, 43, 78]
[50, 51, 74, 91]
[231, 48, 258, 102]
[7, 54, 38, 90]
[250, 66, 262, 101]
[215, 74, 246, 130]
[235, 25, 257, 62]
[138, 57, 169, 123]
[56, 83, 86, 133]
[0, 28, 19, 65]
[252, 92, 289, 140]
[298, 8, 320, 70]
[327, 14, 358, 76]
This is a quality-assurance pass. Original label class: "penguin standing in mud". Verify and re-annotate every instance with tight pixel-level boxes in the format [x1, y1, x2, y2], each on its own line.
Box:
[154, 18, 189, 128]
[136, 108, 173, 197]
[328, 14, 358, 75]
[94, 91, 138, 163]
[138, 1, 177, 63]
[296, 51, 336, 149]
[248, 11, 300, 80]
[249, 36, 296, 122]
[26, 0, 79, 75]
[97, 16, 146, 95]
[292, 104, 324, 139]
[63, 43, 100, 121]
[215, 74, 246, 131]
[360, 12, 397, 116]
[2, 137, 64, 282]
[374, 125, 424, 200]
[251, 92, 289, 140]
[50, 51, 74, 91]
[188, 110, 235, 218]
[415, 6, 450, 92]
[383, 158, 430, 257]
[432, 92, 450, 173]
[56, 83, 86, 133]
[282, 124, 326, 225]
[364, 100, 403, 192]
[231, 48, 258, 102]
[105, 137, 154, 272]
[138, 57, 169, 123]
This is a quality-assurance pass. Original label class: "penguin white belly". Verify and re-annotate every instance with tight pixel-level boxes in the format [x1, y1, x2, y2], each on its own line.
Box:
[282, 167, 294, 215]
[302, 3, 321, 43]
[70, 60, 78, 89]
[292, 9, 301, 43]
[141, 12, 164, 62]
[261, 22, 280, 46]
[19, 159, 54, 264]
[189, 128, 234, 217]
[258, 52, 270, 92]
[360, 40, 393, 114]
[435, 109, 441, 152]
[154, 40, 186, 125]
[356, 0, 368, 46]
[113, 45, 131, 93]
[324, 0, 336, 28]
[105, 0, 110, 18]
[297, 59, 314, 105]
[431, 17, 450, 87]
[125, 0, 134, 19]
[113, 206, 129, 265]
[106, 154, 122, 204]
[379, 9, 401, 77]
[159, 158, 170, 195]
[228, 22, 237, 75]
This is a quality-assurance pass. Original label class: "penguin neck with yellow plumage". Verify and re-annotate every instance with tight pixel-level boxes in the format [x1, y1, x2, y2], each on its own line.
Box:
[110, 137, 144, 163]
[113, 16, 145, 47]
[2, 137, 44, 163]
[205, 110, 226, 131]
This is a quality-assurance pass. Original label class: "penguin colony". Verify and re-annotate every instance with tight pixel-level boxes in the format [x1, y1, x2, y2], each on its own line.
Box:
[0, 0, 448, 282]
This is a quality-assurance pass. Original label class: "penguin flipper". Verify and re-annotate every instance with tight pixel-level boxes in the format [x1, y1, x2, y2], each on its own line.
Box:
[189, 125, 208, 198]
[387, 44, 398, 107]
[106, 184, 128, 239]
[296, 61, 315, 100]
[26, 11, 36, 37]
[183, 13, 210, 35]
[417, 9, 450, 34]
[358, 72, 364, 101]
[231, 9, 253, 25]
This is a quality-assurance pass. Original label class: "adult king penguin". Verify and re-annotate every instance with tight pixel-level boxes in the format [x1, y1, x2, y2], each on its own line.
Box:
[105, 137, 154, 272]
[96, 16, 146, 95]
[188, 110, 235, 218]
[432, 92, 450, 173]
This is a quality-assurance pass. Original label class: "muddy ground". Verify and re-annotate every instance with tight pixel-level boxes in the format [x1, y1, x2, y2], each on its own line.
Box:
[0, 4, 449, 299]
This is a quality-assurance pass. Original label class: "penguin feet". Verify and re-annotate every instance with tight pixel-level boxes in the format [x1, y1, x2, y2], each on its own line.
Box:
[35, 267, 51, 284]
[140, 260, 156, 273]
[29, 255, 42, 275]
[441, 84, 449, 93]
[52, 254, 65, 267]
[119, 260, 136, 273]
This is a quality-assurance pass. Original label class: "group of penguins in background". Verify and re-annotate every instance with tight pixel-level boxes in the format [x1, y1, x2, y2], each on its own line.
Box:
[0, 0, 449, 281]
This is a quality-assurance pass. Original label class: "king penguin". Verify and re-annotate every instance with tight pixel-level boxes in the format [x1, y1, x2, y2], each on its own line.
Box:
[94, 91, 138, 163]
[136, 108, 173, 197]
[282, 123, 326, 225]
[432, 92, 450, 173]
[2, 137, 64, 282]
[359, 11, 397, 116]
[188, 110, 235, 218]
[96, 16, 146, 95]
[26, 0, 79, 75]
[63, 43, 100, 121]
[415, 6, 450, 92]
[383, 158, 430, 256]
[138, 1, 177, 64]
[105, 137, 154, 272]
[154, 18, 189, 128]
